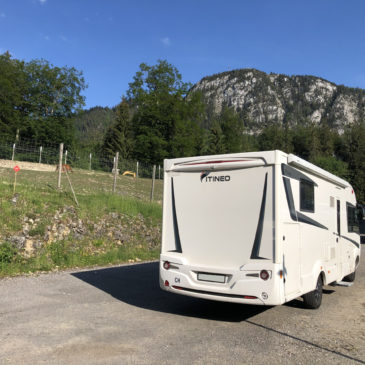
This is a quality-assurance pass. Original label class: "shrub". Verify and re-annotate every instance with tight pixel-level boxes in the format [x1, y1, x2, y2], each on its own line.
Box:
[0, 243, 18, 263]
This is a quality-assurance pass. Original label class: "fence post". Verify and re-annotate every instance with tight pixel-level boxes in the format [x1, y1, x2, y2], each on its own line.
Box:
[113, 152, 119, 193]
[11, 143, 15, 161]
[158, 165, 160, 179]
[89, 153, 92, 170]
[39, 146, 43, 163]
[150, 165, 156, 202]
[136, 161, 139, 178]
[57, 143, 63, 189]
[64, 150, 68, 164]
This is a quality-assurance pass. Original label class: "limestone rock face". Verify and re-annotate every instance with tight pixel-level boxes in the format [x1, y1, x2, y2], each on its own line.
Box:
[190, 69, 365, 131]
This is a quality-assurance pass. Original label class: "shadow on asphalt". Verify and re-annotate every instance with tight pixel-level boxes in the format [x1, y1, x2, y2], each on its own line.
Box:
[72, 262, 269, 322]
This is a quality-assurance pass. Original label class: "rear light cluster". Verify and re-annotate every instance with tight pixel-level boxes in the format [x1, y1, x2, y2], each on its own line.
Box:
[260, 270, 270, 281]
[163, 261, 179, 270]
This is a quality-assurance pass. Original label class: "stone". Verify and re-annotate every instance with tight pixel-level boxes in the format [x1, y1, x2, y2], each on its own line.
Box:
[9, 235, 26, 249]
[24, 239, 34, 257]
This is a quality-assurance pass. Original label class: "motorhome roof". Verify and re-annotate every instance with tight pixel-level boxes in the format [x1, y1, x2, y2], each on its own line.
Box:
[164, 150, 352, 189]
[287, 154, 350, 189]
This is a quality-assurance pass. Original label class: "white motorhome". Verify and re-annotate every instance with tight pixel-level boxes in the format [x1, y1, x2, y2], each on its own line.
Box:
[160, 150, 361, 309]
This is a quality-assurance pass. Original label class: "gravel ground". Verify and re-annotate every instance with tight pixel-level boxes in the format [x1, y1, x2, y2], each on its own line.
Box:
[0, 254, 364, 365]
[0, 159, 55, 172]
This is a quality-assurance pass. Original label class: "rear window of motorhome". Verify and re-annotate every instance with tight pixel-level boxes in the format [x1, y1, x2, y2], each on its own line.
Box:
[300, 179, 314, 212]
[347, 203, 359, 233]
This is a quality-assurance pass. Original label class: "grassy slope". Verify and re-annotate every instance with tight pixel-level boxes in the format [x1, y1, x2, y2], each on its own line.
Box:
[0, 166, 163, 277]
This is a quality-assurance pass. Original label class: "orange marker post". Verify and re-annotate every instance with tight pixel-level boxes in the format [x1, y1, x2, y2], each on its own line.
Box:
[13, 165, 20, 193]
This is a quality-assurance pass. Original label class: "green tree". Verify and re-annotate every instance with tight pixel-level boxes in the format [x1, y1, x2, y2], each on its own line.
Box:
[258, 124, 288, 152]
[0, 53, 87, 147]
[342, 122, 365, 203]
[102, 98, 132, 159]
[312, 156, 349, 180]
[316, 123, 335, 157]
[220, 106, 243, 153]
[291, 125, 319, 160]
[170, 91, 206, 158]
[207, 120, 225, 155]
[0, 52, 28, 140]
[127, 60, 204, 164]
[22, 59, 86, 146]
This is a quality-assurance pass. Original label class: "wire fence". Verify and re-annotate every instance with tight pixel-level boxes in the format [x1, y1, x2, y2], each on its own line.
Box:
[0, 138, 164, 203]
[0, 138, 163, 180]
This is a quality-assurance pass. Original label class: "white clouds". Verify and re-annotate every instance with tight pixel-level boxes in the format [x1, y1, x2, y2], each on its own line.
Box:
[0, 12, 6, 18]
[39, 0, 47, 4]
[44, 35, 50, 41]
[160, 37, 171, 47]
[59, 35, 67, 42]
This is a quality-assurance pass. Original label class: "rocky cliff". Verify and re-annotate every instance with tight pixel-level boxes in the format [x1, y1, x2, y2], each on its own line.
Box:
[191, 69, 365, 132]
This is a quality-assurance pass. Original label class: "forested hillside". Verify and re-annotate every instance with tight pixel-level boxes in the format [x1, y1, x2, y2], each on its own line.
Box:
[73, 106, 116, 149]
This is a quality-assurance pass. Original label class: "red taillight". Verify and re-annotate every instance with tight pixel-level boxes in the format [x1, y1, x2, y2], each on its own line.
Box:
[243, 295, 257, 299]
[163, 261, 170, 270]
[172, 285, 182, 290]
[164, 280, 169, 287]
[260, 270, 270, 281]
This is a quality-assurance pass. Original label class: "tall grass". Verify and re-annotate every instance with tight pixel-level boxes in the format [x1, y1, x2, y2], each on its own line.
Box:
[0, 166, 163, 277]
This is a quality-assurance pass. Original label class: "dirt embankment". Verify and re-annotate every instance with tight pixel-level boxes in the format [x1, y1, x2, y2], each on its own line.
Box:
[0, 159, 55, 172]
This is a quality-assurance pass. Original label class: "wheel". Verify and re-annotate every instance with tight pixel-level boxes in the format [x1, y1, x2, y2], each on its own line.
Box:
[343, 271, 356, 282]
[303, 275, 323, 309]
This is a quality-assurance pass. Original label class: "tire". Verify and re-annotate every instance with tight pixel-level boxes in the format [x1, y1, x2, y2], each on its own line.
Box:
[303, 275, 323, 309]
[343, 271, 356, 282]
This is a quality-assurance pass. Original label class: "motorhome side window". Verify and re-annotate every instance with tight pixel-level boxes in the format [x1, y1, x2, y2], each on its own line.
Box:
[347, 203, 359, 233]
[300, 179, 314, 212]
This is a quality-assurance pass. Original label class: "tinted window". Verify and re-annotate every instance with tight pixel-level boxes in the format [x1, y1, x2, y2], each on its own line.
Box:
[347, 203, 359, 233]
[300, 179, 314, 212]
[337, 200, 341, 235]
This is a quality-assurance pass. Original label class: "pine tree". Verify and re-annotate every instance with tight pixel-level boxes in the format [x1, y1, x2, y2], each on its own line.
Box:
[207, 120, 225, 155]
[102, 98, 132, 159]
[220, 106, 243, 153]
[343, 122, 365, 203]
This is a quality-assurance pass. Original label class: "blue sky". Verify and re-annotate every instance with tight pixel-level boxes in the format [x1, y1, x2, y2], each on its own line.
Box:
[1, 0, 365, 109]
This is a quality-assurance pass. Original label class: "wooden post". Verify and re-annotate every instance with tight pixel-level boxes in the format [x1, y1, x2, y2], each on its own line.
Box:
[57, 143, 63, 189]
[113, 152, 119, 193]
[89, 153, 92, 170]
[39, 146, 42, 163]
[158, 165, 160, 179]
[64, 150, 68, 164]
[150, 165, 156, 202]
[11, 143, 15, 161]
[136, 161, 139, 179]
[65, 169, 79, 206]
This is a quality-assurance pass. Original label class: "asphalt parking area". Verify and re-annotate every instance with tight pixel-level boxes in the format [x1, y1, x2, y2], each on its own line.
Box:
[0, 256, 364, 364]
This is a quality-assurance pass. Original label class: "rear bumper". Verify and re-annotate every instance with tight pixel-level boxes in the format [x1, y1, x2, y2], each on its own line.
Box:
[159, 256, 285, 305]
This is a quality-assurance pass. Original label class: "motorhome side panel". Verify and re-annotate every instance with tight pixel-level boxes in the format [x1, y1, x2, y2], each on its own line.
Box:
[280, 162, 360, 300]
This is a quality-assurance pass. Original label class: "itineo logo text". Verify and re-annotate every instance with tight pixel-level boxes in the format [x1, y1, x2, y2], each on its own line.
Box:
[200, 171, 231, 183]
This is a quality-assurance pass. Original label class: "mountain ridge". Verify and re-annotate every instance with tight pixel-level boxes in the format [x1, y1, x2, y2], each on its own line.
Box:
[191, 68, 365, 131]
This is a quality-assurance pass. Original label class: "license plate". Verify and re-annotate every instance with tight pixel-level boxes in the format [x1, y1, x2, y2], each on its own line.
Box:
[197, 273, 226, 283]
